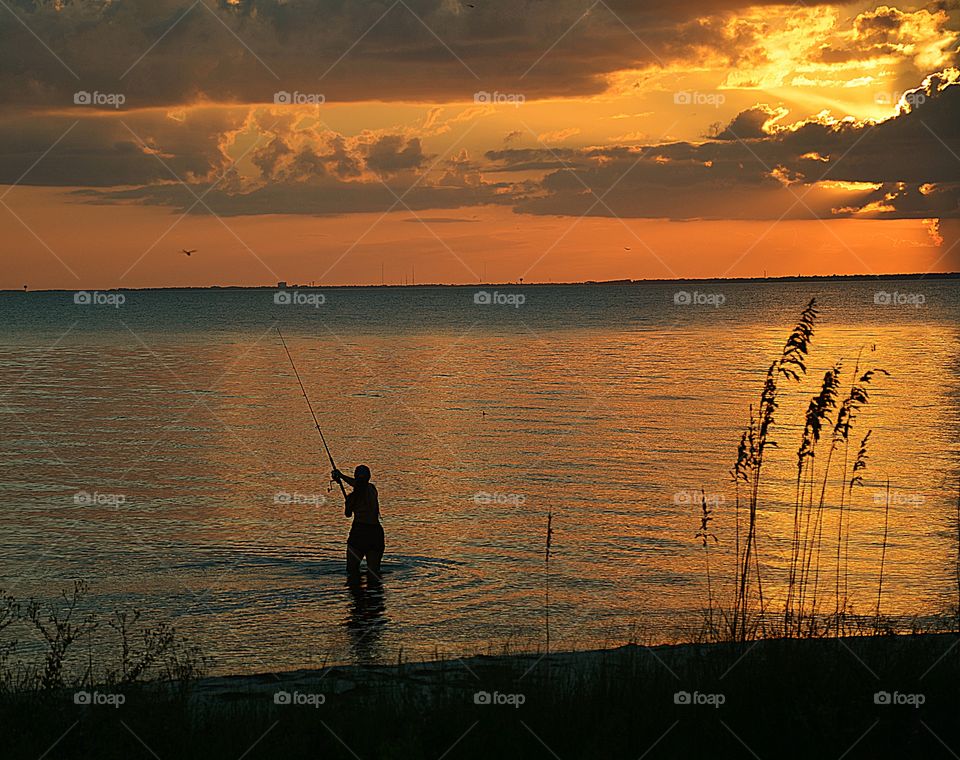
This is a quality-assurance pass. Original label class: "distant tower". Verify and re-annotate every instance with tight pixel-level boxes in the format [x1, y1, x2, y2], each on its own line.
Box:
[278, 281, 288, 289]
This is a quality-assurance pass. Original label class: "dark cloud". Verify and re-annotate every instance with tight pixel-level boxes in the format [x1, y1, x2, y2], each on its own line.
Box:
[715, 105, 786, 139]
[32, 70, 960, 222]
[0, 108, 241, 186]
[0, 0, 858, 109]
[71, 173, 513, 217]
[491, 70, 960, 220]
[363, 135, 427, 175]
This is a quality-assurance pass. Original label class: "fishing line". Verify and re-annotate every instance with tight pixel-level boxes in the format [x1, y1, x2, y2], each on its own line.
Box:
[277, 327, 348, 499]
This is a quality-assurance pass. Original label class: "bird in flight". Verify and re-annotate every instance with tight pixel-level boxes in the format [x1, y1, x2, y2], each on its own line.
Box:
[181, 249, 196, 256]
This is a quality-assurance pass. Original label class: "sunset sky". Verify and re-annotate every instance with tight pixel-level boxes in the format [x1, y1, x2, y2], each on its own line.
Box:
[1, 0, 959, 288]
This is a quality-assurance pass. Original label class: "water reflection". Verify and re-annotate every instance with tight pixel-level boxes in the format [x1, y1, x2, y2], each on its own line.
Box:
[2, 282, 959, 673]
[344, 574, 388, 664]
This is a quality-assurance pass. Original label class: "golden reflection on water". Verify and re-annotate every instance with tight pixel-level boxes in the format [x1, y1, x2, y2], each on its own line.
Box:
[0, 284, 958, 672]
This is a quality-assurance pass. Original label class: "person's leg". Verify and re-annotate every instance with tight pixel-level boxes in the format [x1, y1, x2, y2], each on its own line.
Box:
[366, 549, 383, 581]
[366, 525, 385, 581]
[346, 543, 362, 576]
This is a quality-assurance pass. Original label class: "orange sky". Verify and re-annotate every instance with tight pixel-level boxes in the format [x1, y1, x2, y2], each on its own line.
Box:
[1, 0, 959, 288]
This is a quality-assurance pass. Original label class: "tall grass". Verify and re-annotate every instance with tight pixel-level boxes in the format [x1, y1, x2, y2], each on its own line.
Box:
[713, 299, 902, 641]
[0, 582, 206, 695]
[729, 298, 817, 641]
[955, 477, 960, 630]
[696, 490, 718, 637]
[875, 478, 891, 629]
[545, 511, 553, 657]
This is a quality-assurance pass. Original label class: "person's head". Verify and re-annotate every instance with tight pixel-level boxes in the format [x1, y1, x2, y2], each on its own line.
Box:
[354, 464, 371, 483]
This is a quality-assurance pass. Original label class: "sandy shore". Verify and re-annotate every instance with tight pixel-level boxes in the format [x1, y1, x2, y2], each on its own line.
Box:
[190, 631, 960, 705]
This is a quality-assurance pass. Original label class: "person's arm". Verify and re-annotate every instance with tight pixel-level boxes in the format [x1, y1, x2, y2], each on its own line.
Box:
[332, 469, 354, 517]
[332, 469, 356, 487]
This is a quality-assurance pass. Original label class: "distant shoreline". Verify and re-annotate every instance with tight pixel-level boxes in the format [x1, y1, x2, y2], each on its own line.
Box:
[6, 271, 959, 294]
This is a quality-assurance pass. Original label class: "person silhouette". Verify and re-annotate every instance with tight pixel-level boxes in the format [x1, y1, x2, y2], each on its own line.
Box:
[332, 464, 384, 580]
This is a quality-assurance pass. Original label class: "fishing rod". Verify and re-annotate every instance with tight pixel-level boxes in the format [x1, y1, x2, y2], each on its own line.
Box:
[276, 327, 348, 500]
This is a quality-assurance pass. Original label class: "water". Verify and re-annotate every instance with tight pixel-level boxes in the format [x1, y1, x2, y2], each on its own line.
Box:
[1, 280, 958, 674]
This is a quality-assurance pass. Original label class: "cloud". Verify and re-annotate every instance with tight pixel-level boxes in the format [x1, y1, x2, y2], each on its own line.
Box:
[537, 127, 581, 145]
[720, 4, 958, 91]
[491, 68, 960, 221]
[46, 68, 960, 223]
[362, 135, 427, 175]
[1, 0, 876, 111]
[0, 107, 243, 186]
[715, 105, 790, 139]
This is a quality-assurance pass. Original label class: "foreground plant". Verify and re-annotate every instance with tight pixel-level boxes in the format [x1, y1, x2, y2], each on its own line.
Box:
[719, 299, 894, 642]
[730, 298, 817, 641]
[1, 582, 206, 694]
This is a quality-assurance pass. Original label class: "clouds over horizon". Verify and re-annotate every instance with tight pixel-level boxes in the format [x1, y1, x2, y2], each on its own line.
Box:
[1, 1, 958, 233]
[1, 0, 954, 111]
[18, 67, 950, 229]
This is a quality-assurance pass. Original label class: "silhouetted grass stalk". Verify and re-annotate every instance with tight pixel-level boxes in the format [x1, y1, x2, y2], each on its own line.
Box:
[697, 490, 718, 637]
[717, 300, 896, 641]
[545, 512, 553, 657]
[875, 479, 891, 631]
[731, 298, 817, 641]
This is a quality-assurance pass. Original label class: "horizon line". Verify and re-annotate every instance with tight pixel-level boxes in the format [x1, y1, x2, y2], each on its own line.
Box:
[5, 271, 960, 294]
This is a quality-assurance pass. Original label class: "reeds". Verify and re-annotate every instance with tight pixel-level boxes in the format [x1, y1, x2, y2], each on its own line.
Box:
[545, 511, 553, 657]
[955, 477, 960, 630]
[714, 299, 900, 641]
[875, 478, 891, 631]
[696, 489, 718, 637]
[729, 298, 817, 641]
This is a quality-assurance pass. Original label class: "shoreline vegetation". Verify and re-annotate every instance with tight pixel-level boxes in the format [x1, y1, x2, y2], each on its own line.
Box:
[2, 617, 959, 758]
[691, 298, 959, 642]
[5, 270, 960, 293]
[3, 297, 958, 757]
